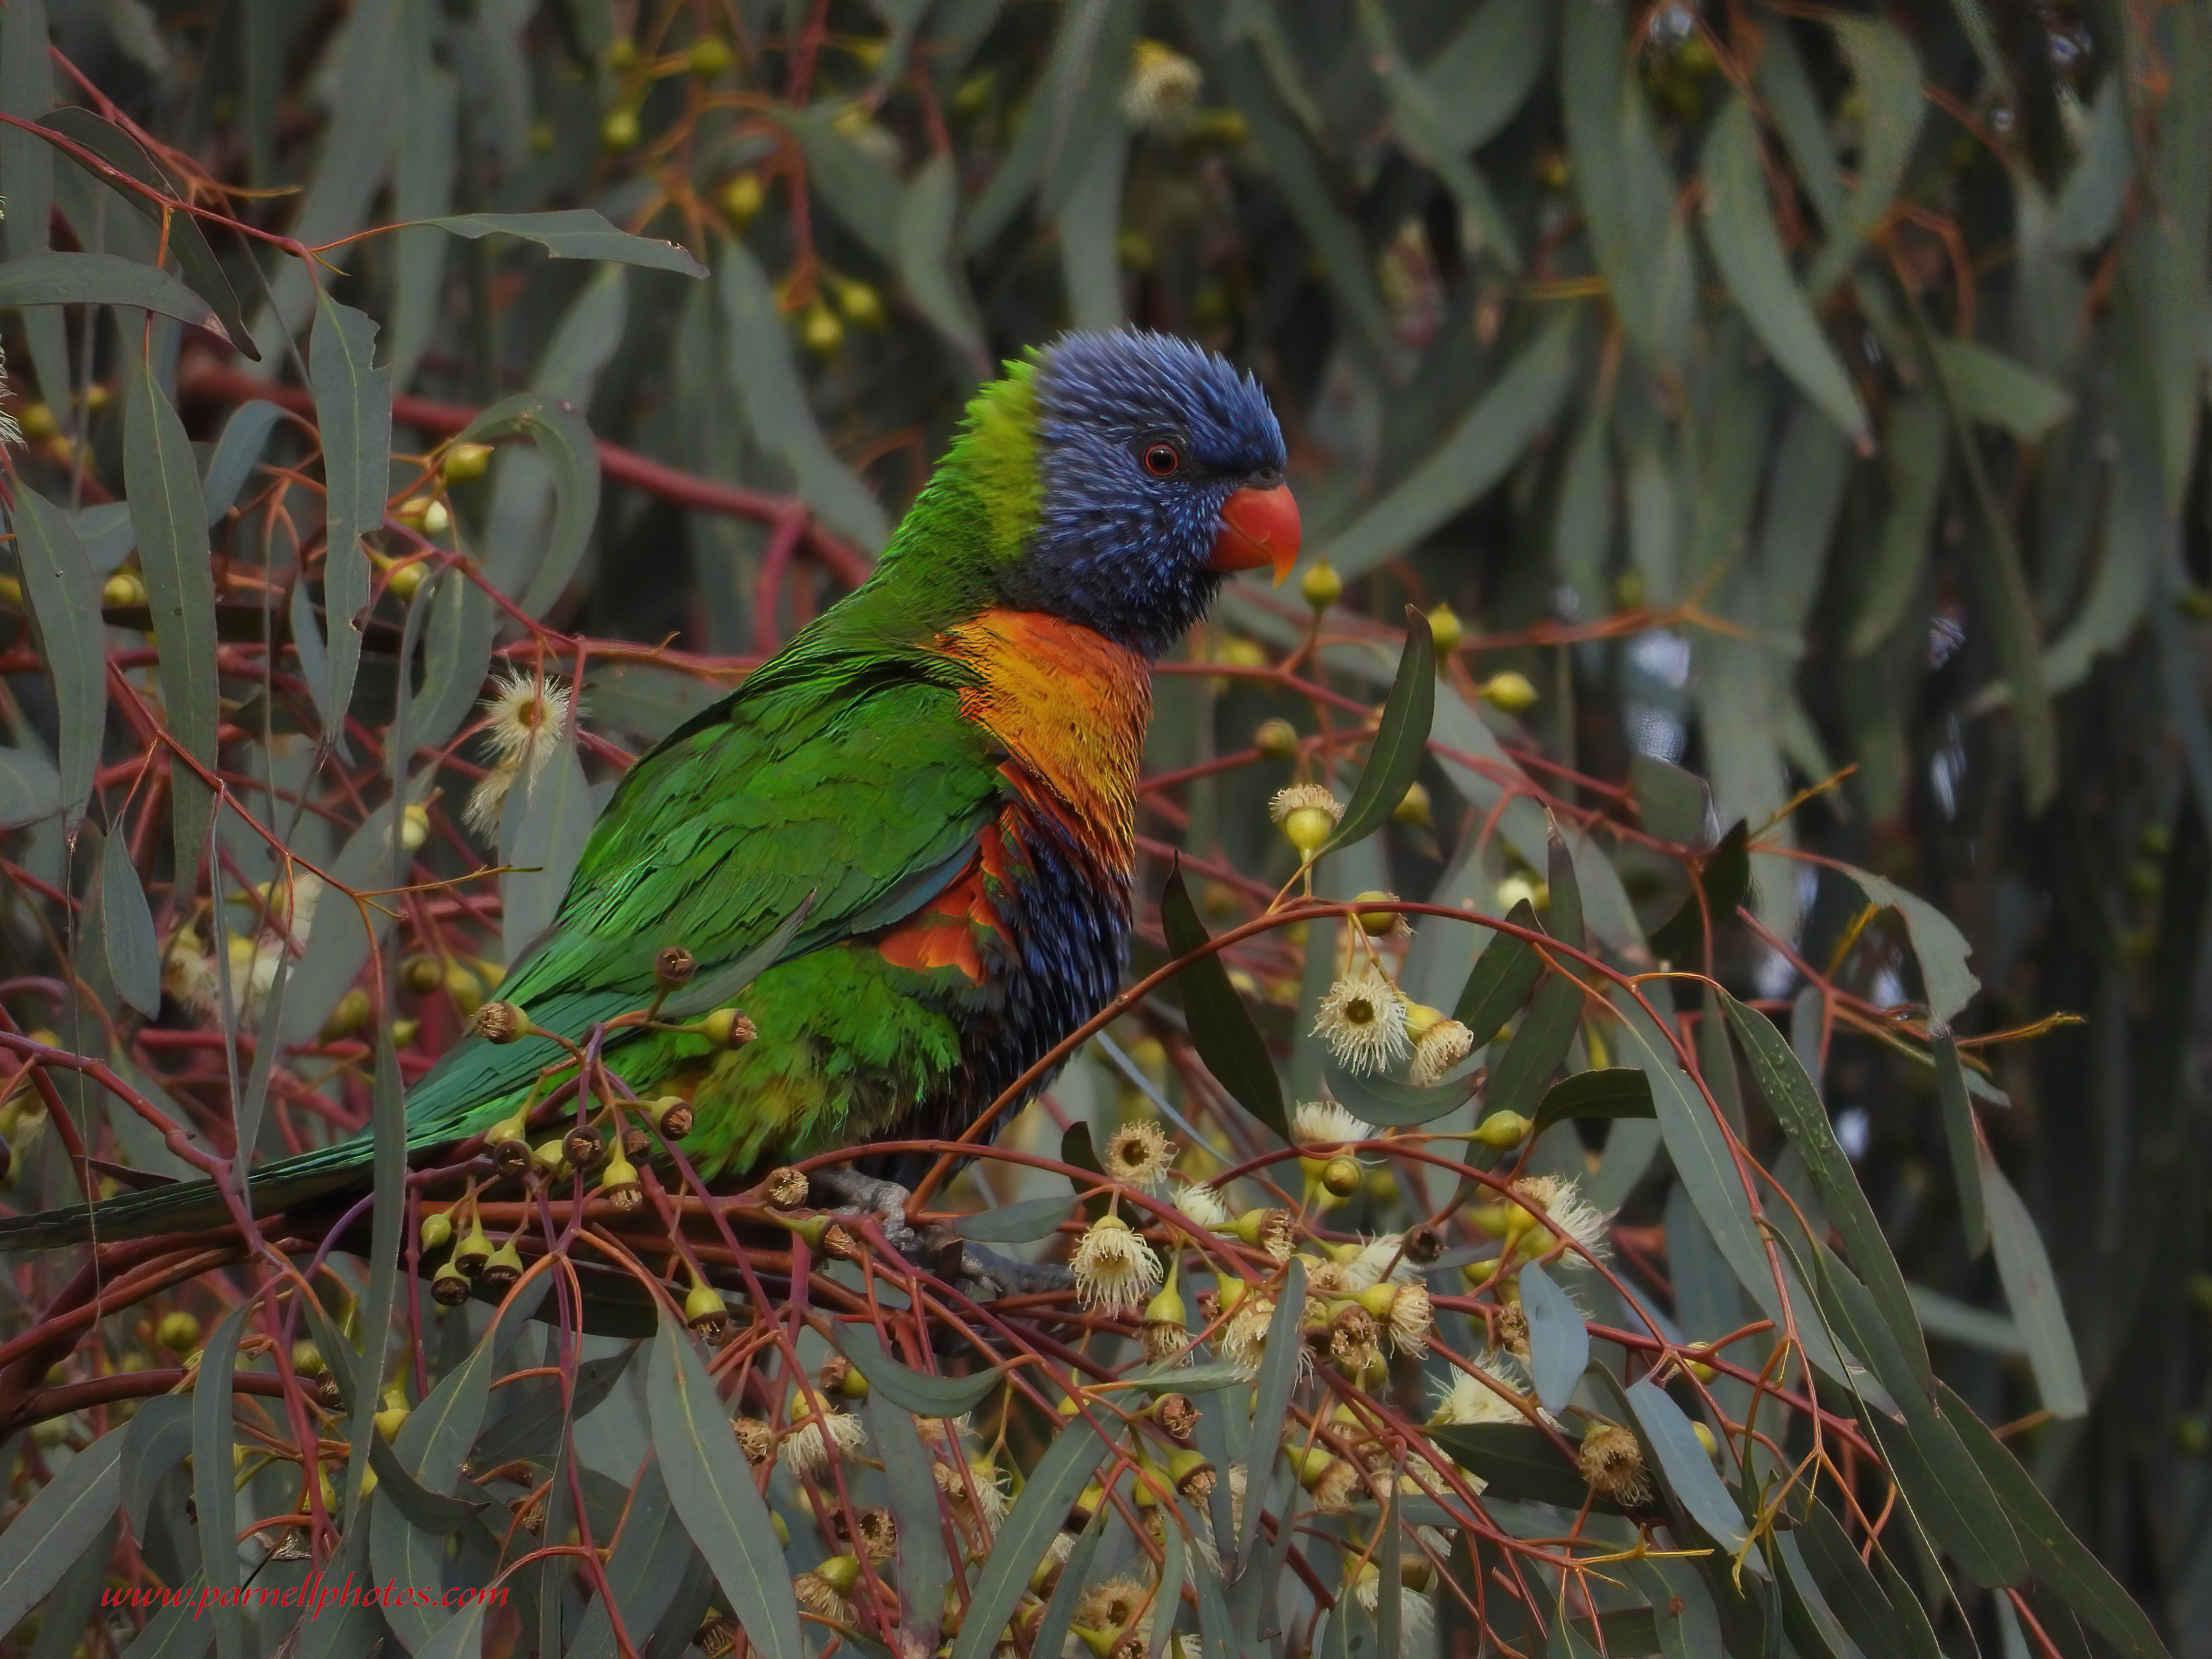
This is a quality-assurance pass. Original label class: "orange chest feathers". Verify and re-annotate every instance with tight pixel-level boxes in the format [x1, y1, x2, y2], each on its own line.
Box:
[938, 608, 1153, 875]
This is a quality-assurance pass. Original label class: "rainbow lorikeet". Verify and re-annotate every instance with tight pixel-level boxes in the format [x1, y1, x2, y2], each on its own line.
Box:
[0, 332, 1298, 1251]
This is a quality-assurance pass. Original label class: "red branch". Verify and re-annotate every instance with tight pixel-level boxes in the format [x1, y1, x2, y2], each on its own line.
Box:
[174, 354, 874, 591]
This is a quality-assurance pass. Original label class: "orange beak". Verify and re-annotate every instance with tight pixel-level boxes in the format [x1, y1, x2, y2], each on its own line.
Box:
[1210, 484, 1301, 585]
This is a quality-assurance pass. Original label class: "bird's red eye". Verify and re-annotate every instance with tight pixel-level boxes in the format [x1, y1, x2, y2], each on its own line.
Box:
[1142, 442, 1183, 478]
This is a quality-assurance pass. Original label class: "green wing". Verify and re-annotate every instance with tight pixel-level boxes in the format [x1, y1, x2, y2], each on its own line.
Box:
[402, 649, 1004, 1141]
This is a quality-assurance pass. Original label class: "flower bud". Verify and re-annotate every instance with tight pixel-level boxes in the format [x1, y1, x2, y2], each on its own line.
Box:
[388, 561, 426, 602]
[1480, 671, 1538, 713]
[479, 1240, 524, 1293]
[802, 299, 843, 359]
[684, 1279, 729, 1340]
[763, 1166, 808, 1209]
[399, 803, 431, 851]
[453, 1219, 493, 1277]
[18, 401, 58, 442]
[391, 1018, 420, 1047]
[697, 1009, 756, 1049]
[1285, 807, 1334, 856]
[320, 989, 372, 1042]
[531, 1138, 568, 1178]
[419, 1210, 453, 1251]
[1320, 1156, 1362, 1198]
[688, 36, 732, 77]
[1351, 891, 1400, 937]
[472, 1001, 530, 1044]
[1393, 781, 1431, 827]
[156, 1311, 201, 1354]
[649, 1095, 695, 1139]
[828, 274, 886, 330]
[103, 570, 148, 609]
[1167, 1448, 1216, 1498]
[1425, 601, 1464, 656]
[602, 108, 641, 152]
[1471, 1110, 1532, 1149]
[1300, 559, 1342, 612]
[397, 496, 451, 536]
[1255, 718, 1298, 759]
[441, 442, 493, 484]
[403, 955, 444, 997]
[291, 1340, 326, 1377]
[598, 1150, 643, 1214]
[721, 172, 766, 226]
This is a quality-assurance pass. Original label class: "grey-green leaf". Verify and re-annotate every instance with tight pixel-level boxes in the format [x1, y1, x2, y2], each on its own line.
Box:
[123, 351, 219, 884]
[949, 1410, 1110, 1659]
[0, 1421, 125, 1635]
[9, 481, 106, 830]
[99, 828, 160, 1016]
[835, 1323, 1001, 1417]
[646, 1310, 804, 1659]
[0, 250, 226, 338]
[1979, 1154, 2087, 1418]
[424, 210, 706, 276]
[1625, 1378, 1750, 1557]
[308, 291, 391, 750]
[1518, 1262, 1587, 1414]
[1323, 608, 1435, 853]
[1701, 96, 1867, 444]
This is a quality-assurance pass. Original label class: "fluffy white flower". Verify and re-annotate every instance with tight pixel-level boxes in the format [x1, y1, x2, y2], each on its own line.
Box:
[465, 672, 575, 836]
[1121, 38, 1202, 130]
[1432, 1358, 1532, 1427]
[1269, 783, 1345, 826]
[1341, 1235, 1419, 1292]
[1512, 1174, 1615, 1261]
[1290, 1099, 1374, 1148]
[1311, 965, 1410, 1075]
[1351, 1561, 1434, 1635]
[1407, 1017, 1473, 1086]
[1102, 1119, 1176, 1188]
[1173, 1182, 1230, 1230]
[1070, 1213, 1163, 1310]
[778, 1408, 867, 1476]
[1383, 1283, 1433, 1355]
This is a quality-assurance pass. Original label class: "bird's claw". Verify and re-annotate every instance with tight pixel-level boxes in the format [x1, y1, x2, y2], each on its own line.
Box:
[805, 1168, 1075, 1298]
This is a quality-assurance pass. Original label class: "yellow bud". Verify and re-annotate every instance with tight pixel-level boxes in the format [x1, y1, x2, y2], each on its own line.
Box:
[403, 956, 444, 997]
[1461, 1255, 1501, 1288]
[699, 1008, 757, 1048]
[1255, 718, 1298, 760]
[291, 1340, 326, 1377]
[375, 1403, 410, 1440]
[441, 441, 493, 484]
[687, 36, 732, 77]
[389, 1019, 420, 1047]
[606, 36, 638, 71]
[1691, 1422, 1717, 1456]
[816, 1552, 862, 1594]
[601, 108, 641, 152]
[1284, 806, 1334, 857]
[103, 570, 147, 609]
[1394, 781, 1431, 827]
[1351, 891, 1399, 937]
[1299, 559, 1342, 611]
[445, 962, 484, 1016]
[1480, 671, 1538, 713]
[320, 989, 372, 1042]
[84, 382, 113, 412]
[18, 401, 58, 442]
[1320, 1156, 1361, 1198]
[419, 1210, 453, 1251]
[684, 1279, 728, 1334]
[1470, 1111, 1532, 1149]
[721, 172, 766, 227]
[399, 803, 431, 851]
[802, 299, 844, 358]
[828, 274, 886, 330]
[156, 1311, 201, 1354]
[387, 561, 425, 602]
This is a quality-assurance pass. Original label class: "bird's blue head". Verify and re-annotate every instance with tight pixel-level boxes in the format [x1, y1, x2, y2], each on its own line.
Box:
[1002, 331, 1298, 657]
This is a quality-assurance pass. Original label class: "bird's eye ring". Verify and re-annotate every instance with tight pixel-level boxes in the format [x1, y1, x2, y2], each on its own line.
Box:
[1141, 441, 1183, 478]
